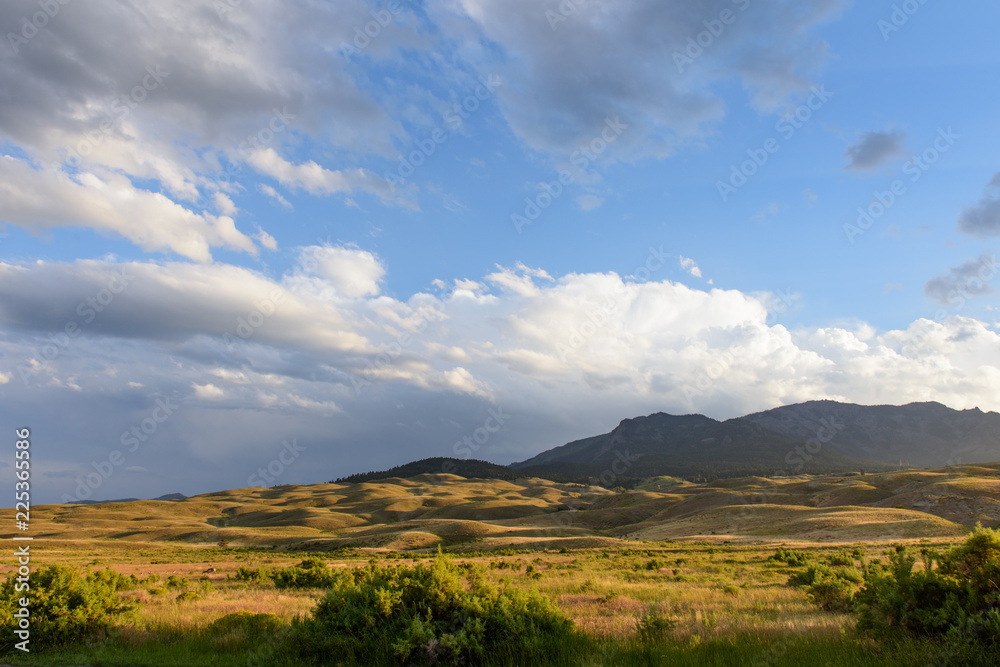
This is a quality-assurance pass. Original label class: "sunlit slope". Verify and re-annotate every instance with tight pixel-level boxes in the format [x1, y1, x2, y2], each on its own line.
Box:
[9, 464, 999, 549]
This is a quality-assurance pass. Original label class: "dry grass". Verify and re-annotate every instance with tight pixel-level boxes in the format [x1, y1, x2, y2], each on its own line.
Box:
[1, 464, 995, 650]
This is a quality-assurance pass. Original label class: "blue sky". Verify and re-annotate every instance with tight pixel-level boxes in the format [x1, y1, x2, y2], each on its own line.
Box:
[1, 0, 999, 503]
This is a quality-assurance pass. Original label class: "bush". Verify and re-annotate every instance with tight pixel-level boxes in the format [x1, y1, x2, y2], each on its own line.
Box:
[0, 566, 136, 652]
[636, 606, 676, 642]
[165, 575, 189, 589]
[269, 555, 577, 665]
[852, 526, 1000, 661]
[768, 548, 811, 567]
[270, 559, 336, 590]
[825, 550, 858, 567]
[176, 591, 201, 603]
[789, 564, 862, 612]
[233, 566, 271, 584]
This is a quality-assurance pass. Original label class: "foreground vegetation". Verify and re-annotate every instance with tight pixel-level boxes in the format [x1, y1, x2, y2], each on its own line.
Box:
[1, 526, 998, 665]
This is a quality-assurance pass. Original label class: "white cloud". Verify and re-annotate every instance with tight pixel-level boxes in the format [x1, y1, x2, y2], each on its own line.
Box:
[2, 254, 1000, 503]
[254, 227, 279, 251]
[213, 192, 239, 217]
[192, 383, 226, 401]
[258, 184, 292, 210]
[679, 256, 703, 278]
[294, 245, 386, 299]
[0, 0, 426, 260]
[0, 371, 9, 384]
[0, 157, 258, 262]
[249, 148, 397, 202]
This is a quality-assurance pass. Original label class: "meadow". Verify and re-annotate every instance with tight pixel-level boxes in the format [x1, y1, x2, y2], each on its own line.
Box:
[3, 464, 999, 665]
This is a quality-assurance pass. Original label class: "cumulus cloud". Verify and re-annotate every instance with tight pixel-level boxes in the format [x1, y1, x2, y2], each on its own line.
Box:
[2, 254, 1000, 502]
[294, 245, 386, 299]
[844, 130, 907, 172]
[0, 157, 258, 262]
[957, 173, 1000, 238]
[924, 254, 999, 307]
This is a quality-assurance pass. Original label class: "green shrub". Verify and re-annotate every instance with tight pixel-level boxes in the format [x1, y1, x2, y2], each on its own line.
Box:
[768, 548, 811, 567]
[852, 526, 1000, 661]
[148, 586, 168, 596]
[0, 565, 136, 652]
[789, 563, 862, 612]
[234, 566, 271, 584]
[270, 559, 336, 590]
[176, 591, 201, 603]
[825, 550, 857, 567]
[270, 555, 576, 665]
[165, 575, 189, 589]
[635, 606, 676, 642]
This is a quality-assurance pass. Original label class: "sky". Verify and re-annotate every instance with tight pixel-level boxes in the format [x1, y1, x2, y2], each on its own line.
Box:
[1, 0, 999, 504]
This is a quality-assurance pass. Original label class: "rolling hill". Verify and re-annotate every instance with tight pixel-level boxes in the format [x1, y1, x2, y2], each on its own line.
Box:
[9, 464, 1000, 551]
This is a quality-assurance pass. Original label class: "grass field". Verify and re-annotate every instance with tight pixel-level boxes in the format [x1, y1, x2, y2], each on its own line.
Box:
[3, 464, 998, 665]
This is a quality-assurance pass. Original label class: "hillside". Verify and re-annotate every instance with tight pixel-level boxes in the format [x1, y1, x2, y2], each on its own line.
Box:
[331, 458, 518, 485]
[738, 400, 1000, 467]
[512, 412, 884, 481]
[9, 464, 1000, 551]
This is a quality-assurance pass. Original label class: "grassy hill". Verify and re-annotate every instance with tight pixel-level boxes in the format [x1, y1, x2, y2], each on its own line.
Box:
[9, 463, 1000, 552]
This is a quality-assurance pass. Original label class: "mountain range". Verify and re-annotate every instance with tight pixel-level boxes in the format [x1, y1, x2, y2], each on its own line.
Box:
[337, 400, 1000, 486]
